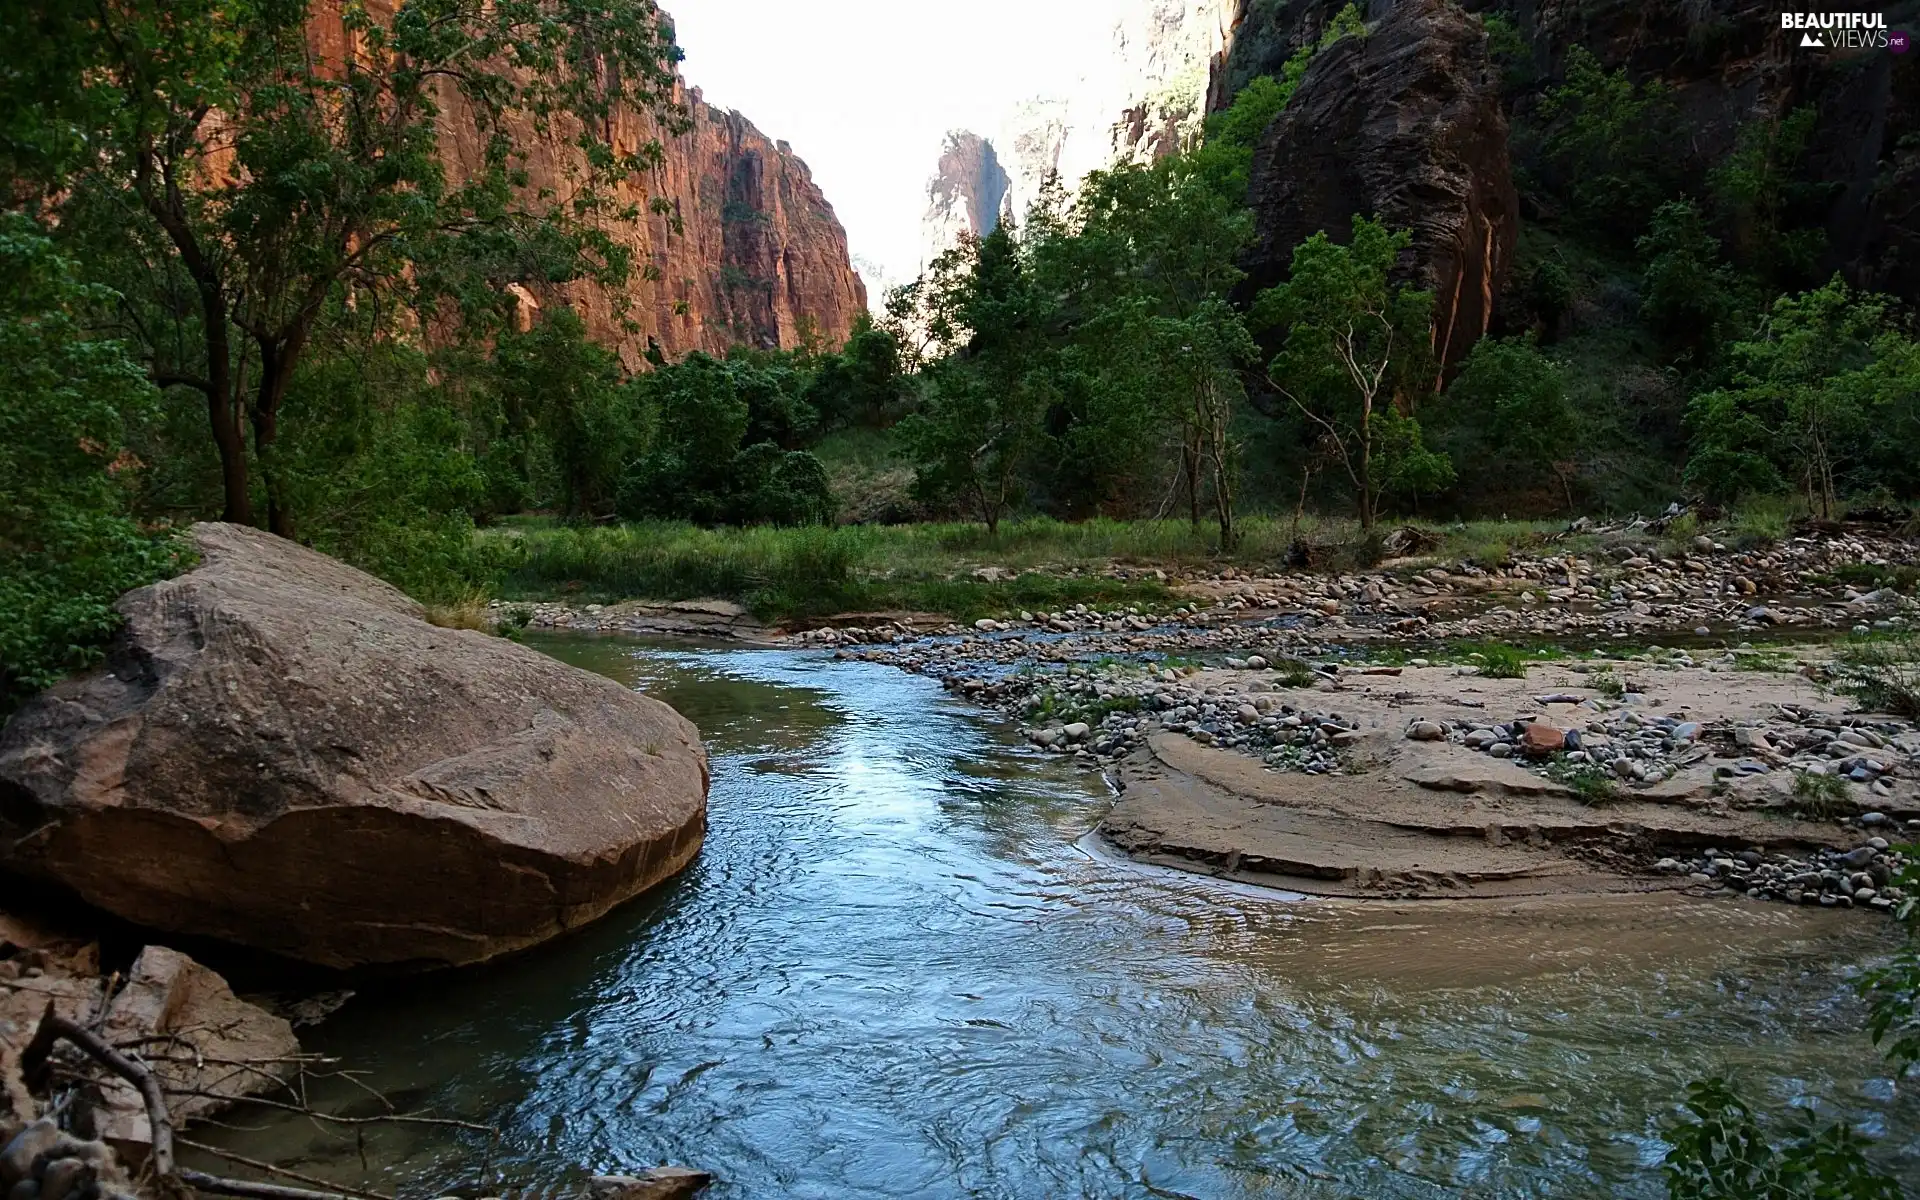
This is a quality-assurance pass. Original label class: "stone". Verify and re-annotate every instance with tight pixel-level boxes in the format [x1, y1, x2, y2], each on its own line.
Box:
[1062, 722, 1092, 742]
[587, 1167, 714, 1200]
[1519, 724, 1566, 757]
[1406, 720, 1446, 742]
[1489, 742, 1514, 759]
[1237, 0, 1515, 370]
[0, 524, 710, 970]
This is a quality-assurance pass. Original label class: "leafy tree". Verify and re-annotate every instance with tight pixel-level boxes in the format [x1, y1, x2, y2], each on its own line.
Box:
[1639, 200, 1744, 359]
[1539, 46, 1678, 234]
[1255, 216, 1448, 529]
[493, 309, 644, 520]
[1442, 335, 1578, 508]
[1710, 106, 1827, 290]
[0, 214, 182, 713]
[806, 312, 906, 430]
[1684, 278, 1907, 516]
[46, 0, 684, 536]
[898, 228, 1057, 534]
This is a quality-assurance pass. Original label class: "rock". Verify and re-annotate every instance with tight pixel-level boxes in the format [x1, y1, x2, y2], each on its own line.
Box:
[91, 946, 300, 1152]
[0, 524, 709, 970]
[1238, 0, 1516, 369]
[1489, 742, 1514, 759]
[1062, 722, 1093, 743]
[587, 1168, 714, 1200]
[1406, 720, 1446, 742]
[1519, 724, 1566, 757]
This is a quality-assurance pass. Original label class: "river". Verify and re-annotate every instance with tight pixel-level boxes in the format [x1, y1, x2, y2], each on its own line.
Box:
[197, 633, 1918, 1198]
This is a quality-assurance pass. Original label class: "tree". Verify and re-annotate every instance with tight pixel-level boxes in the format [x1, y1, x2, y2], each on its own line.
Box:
[898, 227, 1056, 534]
[45, 0, 684, 536]
[1638, 200, 1744, 360]
[1538, 46, 1678, 235]
[1684, 278, 1904, 516]
[1255, 215, 1447, 530]
[1441, 334, 1577, 508]
[0, 214, 182, 712]
[492, 308, 642, 520]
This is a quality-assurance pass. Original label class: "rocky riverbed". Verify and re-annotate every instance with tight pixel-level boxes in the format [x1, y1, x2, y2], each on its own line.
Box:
[520, 518, 1920, 910]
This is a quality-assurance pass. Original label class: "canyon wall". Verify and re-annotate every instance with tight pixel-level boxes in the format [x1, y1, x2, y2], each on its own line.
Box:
[917, 0, 1233, 269]
[309, 4, 866, 368]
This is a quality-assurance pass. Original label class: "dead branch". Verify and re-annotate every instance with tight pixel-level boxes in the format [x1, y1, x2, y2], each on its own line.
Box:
[175, 1141, 394, 1200]
[21, 1004, 378, 1200]
[162, 1089, 495, 1136]
[23, 1005, 177, 1177]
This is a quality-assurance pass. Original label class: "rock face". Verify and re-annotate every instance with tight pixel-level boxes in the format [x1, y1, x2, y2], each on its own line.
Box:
[922, 131, 1013, 267]
[307, 2, 866, 367]
[1239, 0, 1517, 370]
[0, 524, 709, 970]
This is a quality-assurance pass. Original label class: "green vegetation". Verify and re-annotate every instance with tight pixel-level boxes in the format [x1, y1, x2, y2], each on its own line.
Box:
[1786, 769, 1851, 821]
[1662, 1078, 1902, 1200]
[1546, 757, 1621, 806]
[1831, 631, 1920, 719]
[1471, 643, 1531, 679]
[0, 215, 184, 715]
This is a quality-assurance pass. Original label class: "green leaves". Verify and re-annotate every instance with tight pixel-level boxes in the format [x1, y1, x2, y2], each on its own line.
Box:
[1661, 1078, 1902, 1200]
[1683, 277, 1913, 515]
[0, 214, 183, 712]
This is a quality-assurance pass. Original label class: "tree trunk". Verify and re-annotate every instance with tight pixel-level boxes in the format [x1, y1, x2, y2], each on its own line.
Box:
[1182, 431, 1201, 528]
[252, 339, 302, 539]
[200, 291, 252, 525]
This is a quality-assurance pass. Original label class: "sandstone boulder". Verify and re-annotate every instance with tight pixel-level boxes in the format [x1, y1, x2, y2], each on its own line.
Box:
[1241, 0, 1517, 371]
[0, 524, 709, 969]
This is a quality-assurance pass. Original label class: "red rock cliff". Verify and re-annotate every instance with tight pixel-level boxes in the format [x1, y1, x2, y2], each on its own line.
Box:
[308, 5, 866, 367]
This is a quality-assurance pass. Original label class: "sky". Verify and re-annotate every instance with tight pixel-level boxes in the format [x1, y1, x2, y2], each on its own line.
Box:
[663, 0, 1125, 297]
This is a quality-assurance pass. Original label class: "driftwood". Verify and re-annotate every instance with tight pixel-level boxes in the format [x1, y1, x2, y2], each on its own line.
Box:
[20, 1003, 376, 1200]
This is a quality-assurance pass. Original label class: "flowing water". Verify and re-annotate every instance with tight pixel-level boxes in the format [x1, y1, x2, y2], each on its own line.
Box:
[198, 634, 1918, 1198]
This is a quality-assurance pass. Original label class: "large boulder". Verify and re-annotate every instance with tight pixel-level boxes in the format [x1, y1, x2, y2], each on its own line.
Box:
[0, 524, 708, 969]
[1241, 0, 1517, 371]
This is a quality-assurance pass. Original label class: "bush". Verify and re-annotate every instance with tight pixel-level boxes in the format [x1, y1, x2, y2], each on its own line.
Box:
[1832, 631, 1920, 720]
[0, 213, 184, 714]
[1662, 1078, 1901, 1200]
[1473, 643, 1531, 678]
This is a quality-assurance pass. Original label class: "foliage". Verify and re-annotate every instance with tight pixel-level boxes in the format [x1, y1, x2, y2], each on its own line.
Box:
[1685, 279, 1917, 516]
[1472, 643, 1530, 679]
[1661, 1078, 1902, 1200]
[40, 0, 685, 536]
[1709, 106, 1827, 291]
[492, 310, 643, 520]
[1788, 769, 1852, 821]
[1538, 47, 1678, 234]
[1832, 631, 1920, 720]
[1439, 335, 1576, 507]
[1547, 757, 1621, 805]
[0, 214, 183, 713]
[1255, 216, 1446, 529]
[1639, 200, 1745, 360]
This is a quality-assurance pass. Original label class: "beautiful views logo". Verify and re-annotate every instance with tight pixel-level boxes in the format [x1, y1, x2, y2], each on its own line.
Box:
[1781, 12, 1895, 48]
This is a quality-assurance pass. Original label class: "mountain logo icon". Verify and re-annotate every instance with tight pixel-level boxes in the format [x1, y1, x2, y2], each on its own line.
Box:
[1800, 30, 1826, 47]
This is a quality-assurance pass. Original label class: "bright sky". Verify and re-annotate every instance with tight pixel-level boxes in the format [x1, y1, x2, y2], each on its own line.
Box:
[664, 0, 1124, 298]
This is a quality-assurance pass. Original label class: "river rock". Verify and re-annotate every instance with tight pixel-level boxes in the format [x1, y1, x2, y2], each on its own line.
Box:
[1520, 724, 1566, 757]
[0, 523, 709, 970]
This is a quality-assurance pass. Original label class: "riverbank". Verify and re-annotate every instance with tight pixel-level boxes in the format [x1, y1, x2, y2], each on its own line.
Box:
[515, 514, 1920, 910]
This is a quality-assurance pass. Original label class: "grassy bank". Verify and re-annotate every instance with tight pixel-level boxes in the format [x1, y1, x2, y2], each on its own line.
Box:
[480, 514, 1566, 622]
[477, 501, 1858, 624]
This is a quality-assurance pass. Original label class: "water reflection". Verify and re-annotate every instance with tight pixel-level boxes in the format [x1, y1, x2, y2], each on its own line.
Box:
[194, 634, 1917, 1198]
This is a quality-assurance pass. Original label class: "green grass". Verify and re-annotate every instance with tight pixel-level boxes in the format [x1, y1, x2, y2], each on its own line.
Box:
[1548, 757, 1623, 806]
[1589, 666, 1627, 698]
[1024, 689, 1141, 725]
[486, 520, 1176, 622]
[1832, 631, 1920, 719]
[1272, 658, 1317, 688]
[1731, 647, 1794, 673]
[1471, 642, 1532, 678]
[1789, 769, 1853, 821]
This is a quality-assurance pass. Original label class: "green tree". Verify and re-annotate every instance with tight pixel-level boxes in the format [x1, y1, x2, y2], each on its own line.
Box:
[492, 309, 643, 520]
[898, 227, 1056, 534]
[1709, 106, 1826, 290]
[1539, 46, 1678, 234]
[1639, 200, 1744, 360]
[1255, 216, 1448, 529]
[43, 0, 684, 536]
[1443, 335, 1578, 508]
[1684, 278, 1903, 516]
[0, 214, 182, 713]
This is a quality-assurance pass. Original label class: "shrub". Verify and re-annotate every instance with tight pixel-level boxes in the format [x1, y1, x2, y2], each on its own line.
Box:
[1474, 643, 1530, 678]
[1831, 631, 1920, 719]
[1788, 769, 1851, 821]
